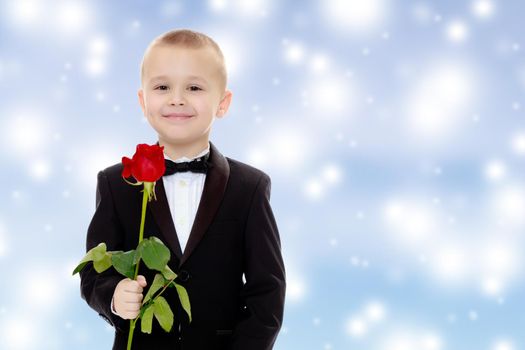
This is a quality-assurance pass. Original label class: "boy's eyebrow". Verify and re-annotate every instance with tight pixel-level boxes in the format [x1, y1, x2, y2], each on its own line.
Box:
[148, 74, 209, 84]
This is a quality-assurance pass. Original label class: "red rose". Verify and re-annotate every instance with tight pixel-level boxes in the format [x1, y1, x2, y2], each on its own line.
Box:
[122, 144, 166, 182]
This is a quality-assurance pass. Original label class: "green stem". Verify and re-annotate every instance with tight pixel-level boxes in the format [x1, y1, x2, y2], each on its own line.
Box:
[127, 186, 149, 350]
[127, 319, 137, 350]
[133, 187, 149, 279]
[147, 279, 176, 306]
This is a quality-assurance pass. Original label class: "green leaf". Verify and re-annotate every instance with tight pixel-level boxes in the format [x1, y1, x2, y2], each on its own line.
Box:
[175, 283, 192, 323]
[161, 265, 177, 280]
[138, 237, 170, 272]
[72, 261, 89, 275]
[72, 243, 107, 275]
[111, 250, 136, 279]
[143, 273, 165, 305]
[93, 251, 112, 273]
[140, 304, 154, 334]
[153, 296, 174, 332]
[91, 242, 108, 261]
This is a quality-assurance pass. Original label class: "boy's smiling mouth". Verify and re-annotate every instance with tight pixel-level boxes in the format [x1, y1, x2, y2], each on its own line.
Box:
[163, 113, 195, 121]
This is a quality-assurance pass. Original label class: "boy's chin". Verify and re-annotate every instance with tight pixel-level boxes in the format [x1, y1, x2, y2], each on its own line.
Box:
[159, 135, 208, 145]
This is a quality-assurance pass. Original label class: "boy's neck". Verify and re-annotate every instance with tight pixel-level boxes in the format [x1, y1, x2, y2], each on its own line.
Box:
[159, 139, 210, 160]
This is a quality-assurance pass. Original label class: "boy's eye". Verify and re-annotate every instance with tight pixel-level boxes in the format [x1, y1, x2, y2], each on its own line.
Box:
[189, 85, 202, 91]
[155, 85, 169, 91]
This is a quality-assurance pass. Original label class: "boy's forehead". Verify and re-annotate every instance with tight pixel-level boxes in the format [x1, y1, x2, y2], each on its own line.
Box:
[143, 45, 221, 78]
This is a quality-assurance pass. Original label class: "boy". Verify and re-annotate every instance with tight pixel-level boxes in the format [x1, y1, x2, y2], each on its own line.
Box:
[79, 29, 286, 349]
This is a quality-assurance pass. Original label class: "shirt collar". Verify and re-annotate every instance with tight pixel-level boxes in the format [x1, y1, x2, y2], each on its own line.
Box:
[164, 142, 210, 163]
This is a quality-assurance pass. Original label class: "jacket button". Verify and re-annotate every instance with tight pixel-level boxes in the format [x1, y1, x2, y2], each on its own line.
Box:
[178, 269, 191, 282]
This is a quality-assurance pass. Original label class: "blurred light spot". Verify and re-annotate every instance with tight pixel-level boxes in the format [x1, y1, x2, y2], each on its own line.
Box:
[472, 0, 495, 19]
[287, 276, 306, 302]
[209, 0, 227, 11]
[2, 317, 38, 349]
[406, 63, 474, 139]
[85, 57, 106, 76]
[246, 147, 268, 168]
[306, 75, 356, 117]
[4, 113, 50, 156]
[213, 35, 242, 80]
[255, 125, 311, 172]
[384, 200, 437, 243]
[382, 332, 415, 350]
[492, 186, 525, 227]
[480, 242, 518, 279]
[446, 20, 469, 43]
[235, 0, 271, 18]
[321, 0, 388, 34]
[29, 159, 51, 180]
[431, 244, 469, 283]
[346, 317, 367, 337]
[77, 147, 121, 188]
[22, 268, 61, 310]
[381, 328, 443, 350]
[304, 178, 324, 199]
[484, 160, 506, 181]
[482, 276, 503, 296]
[365, 301, 386, 322]
[88, 36, 110, 56]
[284, 42, 305, 64]
[493, 340, 515, 350]
[6, 0, 41, 27]
[310, 54, 330, 73]
[321, 164, 342, 185]
[511, 132, 525, 155]
[85, 57, 106, 77]
[55, 1, 91, 35]
[421, 334, 443, 350]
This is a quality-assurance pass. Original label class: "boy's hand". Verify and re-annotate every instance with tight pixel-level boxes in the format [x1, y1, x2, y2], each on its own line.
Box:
[113, 275, 147, 320]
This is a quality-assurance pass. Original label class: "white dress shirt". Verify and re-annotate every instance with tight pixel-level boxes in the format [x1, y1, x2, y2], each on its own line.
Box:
[162, 142, 210, 254]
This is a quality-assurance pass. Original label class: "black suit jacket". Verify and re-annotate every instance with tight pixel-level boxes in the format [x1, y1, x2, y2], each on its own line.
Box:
[79, 141, 286, 350]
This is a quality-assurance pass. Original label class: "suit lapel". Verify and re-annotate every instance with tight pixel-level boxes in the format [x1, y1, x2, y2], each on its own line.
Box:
[149, 141, 230, 269]
[149, 179, 183, 261]
[180, 141, 230, 267]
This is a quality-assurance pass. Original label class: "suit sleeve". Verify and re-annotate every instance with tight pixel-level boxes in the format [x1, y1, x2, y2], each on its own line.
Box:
[231, 174, 286, 350]
[79, 170, 127, 331]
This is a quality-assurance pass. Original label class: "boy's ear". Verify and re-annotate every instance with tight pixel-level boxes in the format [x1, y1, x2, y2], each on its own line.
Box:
[138, 89, 146, 115]
[216, 90, 233, 118]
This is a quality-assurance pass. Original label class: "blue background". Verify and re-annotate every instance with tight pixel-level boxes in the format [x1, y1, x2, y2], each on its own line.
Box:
[1, 1, 524, 349]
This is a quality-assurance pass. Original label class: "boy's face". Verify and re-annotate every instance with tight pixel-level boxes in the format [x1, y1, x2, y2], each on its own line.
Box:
[138, 45, 231, 149]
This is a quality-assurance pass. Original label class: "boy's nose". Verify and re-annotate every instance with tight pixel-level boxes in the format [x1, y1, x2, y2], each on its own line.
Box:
[168, 91, 186, 106]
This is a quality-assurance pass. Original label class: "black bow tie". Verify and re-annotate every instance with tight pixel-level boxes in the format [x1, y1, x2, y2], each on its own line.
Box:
[164, 152, 211, 175]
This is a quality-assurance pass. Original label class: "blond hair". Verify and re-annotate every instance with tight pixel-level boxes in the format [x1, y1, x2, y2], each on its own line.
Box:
[140, 29, 227, 90]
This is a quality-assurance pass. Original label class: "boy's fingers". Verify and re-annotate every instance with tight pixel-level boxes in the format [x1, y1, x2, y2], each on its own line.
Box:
[124, 285, 143, 294]
[124, 294, 144, 303]
[137, 275, 147, 287]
